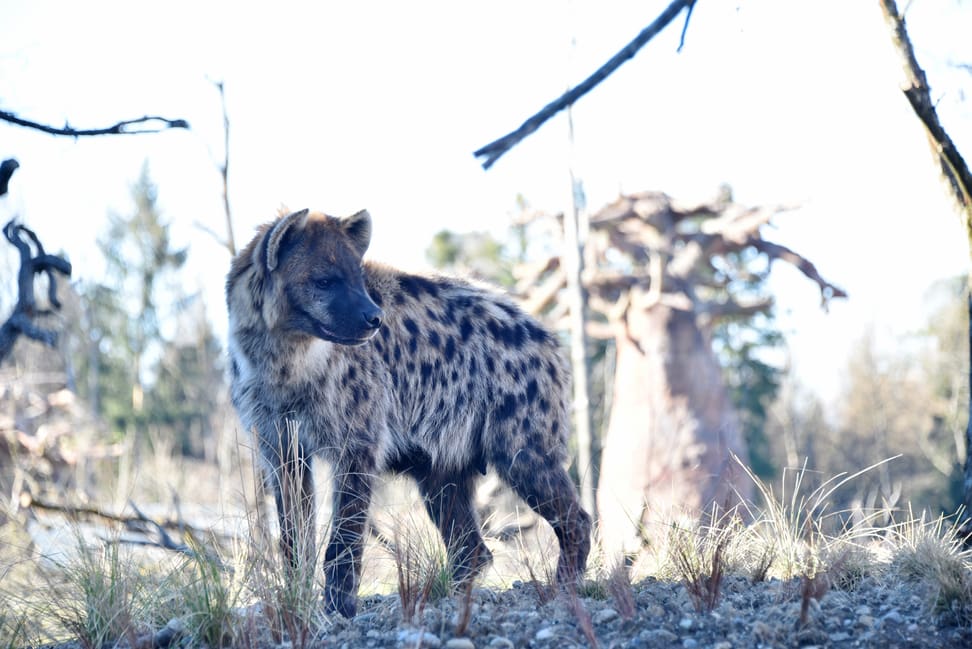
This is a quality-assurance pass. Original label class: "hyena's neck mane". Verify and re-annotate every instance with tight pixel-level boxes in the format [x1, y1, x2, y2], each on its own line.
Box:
[227, 255, 338, 379]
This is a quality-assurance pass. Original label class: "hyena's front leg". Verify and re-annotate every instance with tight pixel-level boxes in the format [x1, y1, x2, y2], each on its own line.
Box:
[324, 460, 374, 617]
[263, 434, 316, 573]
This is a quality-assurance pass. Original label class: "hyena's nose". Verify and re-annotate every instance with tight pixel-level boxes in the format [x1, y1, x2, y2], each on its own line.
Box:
[363, 306, 383, 331]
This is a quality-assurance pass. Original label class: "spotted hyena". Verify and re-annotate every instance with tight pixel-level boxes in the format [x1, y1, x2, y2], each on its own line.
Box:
[226, 208, 591, 617]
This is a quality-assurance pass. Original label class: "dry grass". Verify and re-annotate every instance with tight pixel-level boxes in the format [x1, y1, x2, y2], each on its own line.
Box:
[664, 514, 731, 613]
[890, 507, 972, 624]
[4, 436, 972, 647]
[385, 515, 452, 624]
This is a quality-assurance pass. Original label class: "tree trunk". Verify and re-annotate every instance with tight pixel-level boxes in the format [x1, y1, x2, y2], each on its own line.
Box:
[597, 304, 751, 555]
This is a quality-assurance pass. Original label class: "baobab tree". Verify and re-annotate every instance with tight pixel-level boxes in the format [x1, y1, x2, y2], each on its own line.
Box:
[521, 189, 845, 554]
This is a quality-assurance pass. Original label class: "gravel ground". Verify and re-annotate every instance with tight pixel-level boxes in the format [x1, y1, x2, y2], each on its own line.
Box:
[221, 574, 971, 649]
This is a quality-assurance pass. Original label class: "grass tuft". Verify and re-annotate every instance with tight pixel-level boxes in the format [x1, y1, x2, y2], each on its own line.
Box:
[387, 517, 452, 624]
[605, 560, 637, 621]
[890, 508, 972, 624]
[52, 536, 147, 649]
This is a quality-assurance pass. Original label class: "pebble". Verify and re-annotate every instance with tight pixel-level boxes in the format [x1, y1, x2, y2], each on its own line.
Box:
[679, 617, 694, 630]
[397, 630, 441, 648]
[882, 610, 904, 624]
[682, 639, 698, 649]
[640, 629, 679, 643]
[445, 639, 475, 649]
[534, 627, 557, 641]
[713, 643, 732, 649]
[751, 620, 772, 641]
[488, 638, 513, 649]
[593, 608, 619, 624]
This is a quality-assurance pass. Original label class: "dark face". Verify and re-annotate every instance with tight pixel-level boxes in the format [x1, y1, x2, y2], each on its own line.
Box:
[274, 216, 383, 345]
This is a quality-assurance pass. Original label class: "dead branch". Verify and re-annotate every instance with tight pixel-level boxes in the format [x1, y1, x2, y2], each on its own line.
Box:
[522, 266, 567, 315]
[747, 238, 847, 306]
[473, 0, 697, 169]
[26, 492, 228, 564]
[0, 110, 189, 137]
[0, 158, 18, 196]
[0, 220, 73, 363]
[213, 80, 237, 255]
[24, 493, 215, 538]
[879, 0, 972, 217]
[879, 0, 972, 530]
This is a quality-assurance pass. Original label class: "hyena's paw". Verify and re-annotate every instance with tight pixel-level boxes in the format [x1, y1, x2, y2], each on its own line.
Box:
[324, 585, 357, 618]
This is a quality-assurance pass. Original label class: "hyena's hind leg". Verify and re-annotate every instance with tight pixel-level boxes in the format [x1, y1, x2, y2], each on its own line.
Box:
[493, 441, 592, 584]
[416, 469, 493, 586]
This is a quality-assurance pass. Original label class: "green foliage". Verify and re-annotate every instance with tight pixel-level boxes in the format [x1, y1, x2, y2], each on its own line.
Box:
[426, 229, 517, 287]
[714, 313, 784, 480]
[69, 162, 224, 458]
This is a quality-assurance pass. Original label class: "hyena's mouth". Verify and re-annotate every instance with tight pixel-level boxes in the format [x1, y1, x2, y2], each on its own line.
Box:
[314, 325, 380, 347]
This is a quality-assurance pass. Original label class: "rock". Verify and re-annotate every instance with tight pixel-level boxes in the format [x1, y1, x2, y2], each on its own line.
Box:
[488, 638, 514, 649]
[751, 620, 773, 643]
[682, 639, 698, 649]
[593, 608, 619, 624]
[882, 610, 904, 624]
[445, 639, 475, 649]
[534, 626, 557, 641]
[713, 642, 732, 649]
[679, 617, 694, 630]
[398, 630, 441, 648]
[640, 629, 679, 643]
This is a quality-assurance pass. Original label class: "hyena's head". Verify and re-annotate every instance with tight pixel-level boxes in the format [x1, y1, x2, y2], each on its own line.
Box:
[235, 208, 384, 345]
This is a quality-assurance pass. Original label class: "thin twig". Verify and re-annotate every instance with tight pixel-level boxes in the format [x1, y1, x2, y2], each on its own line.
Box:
[677, 0, 697, 52]
[473, 0, 696, 169]
[213, 80, 237, 255]
[0, 110, 189, 137]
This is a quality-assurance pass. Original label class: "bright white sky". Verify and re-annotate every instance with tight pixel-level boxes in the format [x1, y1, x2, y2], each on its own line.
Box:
[1, 0, 971, 409]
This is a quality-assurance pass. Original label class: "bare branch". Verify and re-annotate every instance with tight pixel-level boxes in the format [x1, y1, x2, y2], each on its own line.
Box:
[879, 0, 972, 217]
[1, 220, 72, 363]
[747, 238, 847, 307]
[213, 80, 237, 255]
[0, 158, 18, 196]
[522, 266, 567, 315]
[473, 0, 697, 169]
[0, 110, 189, 137]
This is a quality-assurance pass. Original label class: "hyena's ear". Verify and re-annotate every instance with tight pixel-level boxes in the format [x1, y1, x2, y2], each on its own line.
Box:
[342, 209, 372, 257]
[262, 208, 309, 272]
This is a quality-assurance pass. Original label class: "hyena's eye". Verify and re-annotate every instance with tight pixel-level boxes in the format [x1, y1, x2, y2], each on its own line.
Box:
[315, 277, 337, 290]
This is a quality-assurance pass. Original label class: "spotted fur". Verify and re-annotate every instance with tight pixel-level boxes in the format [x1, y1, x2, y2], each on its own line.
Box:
[227, 208, 591, 617]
